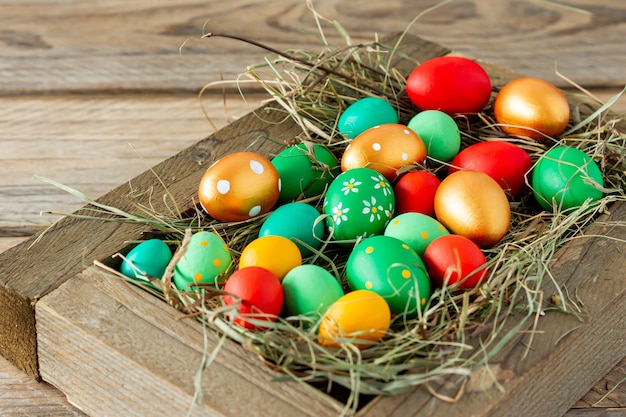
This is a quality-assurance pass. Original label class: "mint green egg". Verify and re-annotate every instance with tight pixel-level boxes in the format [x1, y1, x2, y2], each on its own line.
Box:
[260, 202, 325, 257]
[338, 97, 399, 139]
[407, 110, 460, 162]
[120, 239, 172, 281]
[173, 231, 232, 291]
[384, 212, 449, 257]
[271, 143, 340, 204]
[346, 235, 430, 317]
[323, 168, 395, 241]
[281, 264, 344, 319]
[532, 145, 604, 212]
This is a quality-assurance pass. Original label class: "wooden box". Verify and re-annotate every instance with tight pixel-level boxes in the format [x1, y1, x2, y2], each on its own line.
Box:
[1, 33, 624, 417]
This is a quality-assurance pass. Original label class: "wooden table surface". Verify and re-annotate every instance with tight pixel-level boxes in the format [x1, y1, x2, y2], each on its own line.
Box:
[0, 1, 625, 415]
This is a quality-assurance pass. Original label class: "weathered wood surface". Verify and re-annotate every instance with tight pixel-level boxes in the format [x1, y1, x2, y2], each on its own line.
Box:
[1, 0, 625, 415]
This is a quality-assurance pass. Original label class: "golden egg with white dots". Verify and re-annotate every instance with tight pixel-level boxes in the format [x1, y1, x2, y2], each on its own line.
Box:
[341, 124, 427, 181]
[198, 152, 281, 222]
[345, 235, 430, 318]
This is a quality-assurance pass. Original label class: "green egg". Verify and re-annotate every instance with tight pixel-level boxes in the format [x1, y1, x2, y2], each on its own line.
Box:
[384, 212, 449, 257]
[259, 202, 325, 257]
[337, 97, 399, 139]
[532, 145, 604, 212]
[271, 143, 340, 204]
[346, 235, 431, 317]
[173, 231, 232, 291]
[120, 239, 172, 282]
[407, 110, 460, 162]
[323, 168, 395, 241]
[281, 264, 344, 319]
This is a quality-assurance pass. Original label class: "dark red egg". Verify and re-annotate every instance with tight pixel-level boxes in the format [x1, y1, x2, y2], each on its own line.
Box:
[405, 56, 492, 115]
[393, 170, 440, 217]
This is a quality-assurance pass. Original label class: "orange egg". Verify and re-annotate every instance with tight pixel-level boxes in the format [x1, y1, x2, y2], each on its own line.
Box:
[434, 170, 510, 248]
[238, 235, 302, 281]
[341, 124, 427, 181]
[318, 290, 390, 349]
[198, 152, 281, 222]
[494, 77, 570, 141]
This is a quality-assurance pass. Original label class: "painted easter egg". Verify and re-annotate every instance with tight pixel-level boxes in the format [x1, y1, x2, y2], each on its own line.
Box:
[406, 56, 492, 115]
[223, 266, 283, 329]
[281, 264, 344, 319]
[238, 235, 302, 281]
[346, 235, 431, 317]
[317, 290, 391, 349]
[384, 212, 449, 257]
[407, 110, 461, 162]
[448, 141, 532, 198]
[271, 143, 339, 204]
[337, 96, 399, 139]
[323, 167, 395, 241]
[120, 239, 172, 282]
[423, 234, 488, 290]
[173, 231, 232, 291]
[393, 170, 441, 217]
[531, 145, 604, 211]
[341, 124, 427, 181]
[198, 152, 280, 222]
[434, 170, 511, 248]
[494, 77, 570, 140]
[259, 202, 325, 257]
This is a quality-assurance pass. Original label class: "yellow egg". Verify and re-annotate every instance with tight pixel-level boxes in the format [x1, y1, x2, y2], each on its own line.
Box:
[434, 170, 510, 248]
[341, 124, 426, 181]
[494, 77, 570, 141]
[238, 236, 302, 281]
[318, 290, 390, 349]
[198, 152, 280, 222]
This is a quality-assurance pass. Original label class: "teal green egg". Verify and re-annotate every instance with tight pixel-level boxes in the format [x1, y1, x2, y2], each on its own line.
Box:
[271, 143, 340, 204]
[120, 239, 172, 281]
[281, 264, 344, 319]
[173, 231, 232, 291]
[407, 110, 460, 162]
[337, 97, 399, 139]
[532, 145, 604, 212]
[384, 212, 449, 257]
[323, 167, 395, 241]
[346, 235, 430, 317]
[259, 202, 325, 257]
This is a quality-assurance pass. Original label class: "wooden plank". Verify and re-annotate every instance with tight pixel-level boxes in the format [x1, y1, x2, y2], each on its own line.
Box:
[358, 201, 626, 417]
[36, 269, 345, 417]
[0, 0, 624, 95]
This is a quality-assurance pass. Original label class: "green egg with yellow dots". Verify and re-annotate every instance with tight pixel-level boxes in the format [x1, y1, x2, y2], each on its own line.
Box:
[173, 231, 232, 291]
[345, 235, 431, 318]
[384, 212, 449, 257]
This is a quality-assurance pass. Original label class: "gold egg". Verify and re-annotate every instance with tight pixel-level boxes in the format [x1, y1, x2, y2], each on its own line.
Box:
[434, 170, 510, 248]
[494, 77, 570, 141]
[198, 152, 280, 222]
[341, 124, 426, 180]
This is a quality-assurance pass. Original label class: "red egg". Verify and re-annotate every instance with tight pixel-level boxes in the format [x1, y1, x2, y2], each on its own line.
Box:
[223, 266, 284, 329]
[393, 170, 440, 216]
[423, 234, 488, 290]
[448, 141, 532, 198]
[406, 56, 492, 115]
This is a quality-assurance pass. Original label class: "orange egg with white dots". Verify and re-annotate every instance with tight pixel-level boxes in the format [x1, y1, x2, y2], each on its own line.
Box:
[173, 231, 232, 291]
[198, 152, 281, 222]
[341, 124, 427, 181]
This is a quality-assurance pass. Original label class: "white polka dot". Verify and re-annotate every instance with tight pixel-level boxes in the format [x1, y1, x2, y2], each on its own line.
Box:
[278, 178, 282, 192]
[372, 143, 381, 151]
[216, 179, 230, 194]
[403, 129, 411, 135]
[249, 205, 262, 216]
[373, 125, 381, 129]
[401, 152, 409, 161]
[345, 143, 351, 151]
[249, 160, 264, 174]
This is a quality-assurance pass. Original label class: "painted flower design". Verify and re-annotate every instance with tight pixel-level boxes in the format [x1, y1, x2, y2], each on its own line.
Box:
[341, 177, 362, 195]
[331, 202, 350, 225]
[362, 196, 384, 223]
[371, 174, 391, 196]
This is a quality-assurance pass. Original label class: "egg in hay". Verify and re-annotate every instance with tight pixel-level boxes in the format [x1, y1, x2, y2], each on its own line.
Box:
[281, 264, 344, 319]
[407, 110, 461, 162]
[120, 239, 172, 282]
[341, 124, 426, 181]
[198, 151, 280, 222]
[318, 289, 390, 349]
[337, 97, 399, 139]
[239, 235, 302, 281]
[346, 235, 431, 317]
[393, 170, 440, 217]
[173, 231, 232, 291]
[384, 212, 449, 257]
